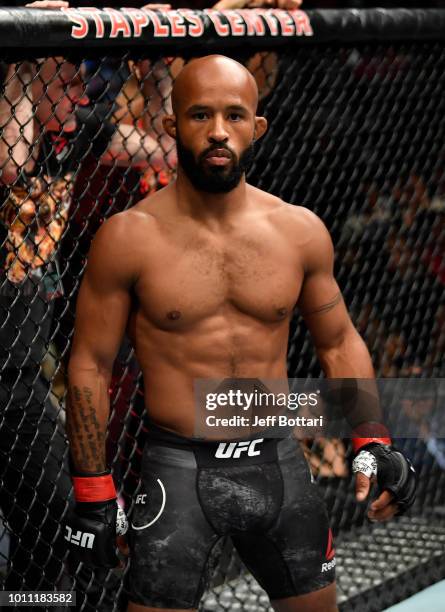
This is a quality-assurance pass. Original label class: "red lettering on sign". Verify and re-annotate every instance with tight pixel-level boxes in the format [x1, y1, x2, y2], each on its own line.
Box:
[78, 7, 104, 38]
[225, 11, 245, 36]
[260, 10, 279, 36]
[104, 8, 131, 38]
[274, 10, 294, 36]
[291, 10, 313, 36]
[178, 9, 204, 37]
[62, 8, 88, 39]
[205, 10, 229, 36]
[167, 11, 186, 37]
[145, 10, 169, 37]
[238, 10, 265, 36]
[121, 8, 150, 37]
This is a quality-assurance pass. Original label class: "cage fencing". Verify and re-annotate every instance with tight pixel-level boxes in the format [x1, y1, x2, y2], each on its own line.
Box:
[0, 7, 445, 611]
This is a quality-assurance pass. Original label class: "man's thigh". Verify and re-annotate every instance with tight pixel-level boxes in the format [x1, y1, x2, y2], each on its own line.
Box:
[233, 438, 336, 602]
[127, 445, 221, 609]
[272, 583, 338, 612]
[125, 583, 338, 612]
[127, 604, 195, 612]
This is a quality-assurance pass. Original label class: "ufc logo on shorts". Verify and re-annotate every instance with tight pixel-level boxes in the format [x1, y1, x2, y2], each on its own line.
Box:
[64, 525, 95, 549]
[136, 494, 147, 504]
[215, 438, 264, 459]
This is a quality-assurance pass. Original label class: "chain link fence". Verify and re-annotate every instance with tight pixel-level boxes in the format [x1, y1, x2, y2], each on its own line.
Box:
[0, 7, 444, 611]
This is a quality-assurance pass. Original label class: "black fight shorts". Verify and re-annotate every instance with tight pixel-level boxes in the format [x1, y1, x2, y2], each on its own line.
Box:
[128, 427, 335, 608]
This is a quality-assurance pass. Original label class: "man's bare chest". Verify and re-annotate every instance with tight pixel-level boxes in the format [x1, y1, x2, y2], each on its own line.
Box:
[132, 230, 303, 329]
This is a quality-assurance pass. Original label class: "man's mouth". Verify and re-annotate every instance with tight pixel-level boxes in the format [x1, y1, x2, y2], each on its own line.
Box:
[204, 148, 232, 166]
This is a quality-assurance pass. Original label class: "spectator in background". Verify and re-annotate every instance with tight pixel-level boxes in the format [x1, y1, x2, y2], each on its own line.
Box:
[0, 1, 171, 603]
[1, 1, 307, 603]
[386, 379, 445, 476]
[127, 0, 302, 193]
[302, 438, 349, 479]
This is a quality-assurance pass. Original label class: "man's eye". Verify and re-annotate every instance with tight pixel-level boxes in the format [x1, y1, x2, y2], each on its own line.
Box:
[193, 112, 208, 121]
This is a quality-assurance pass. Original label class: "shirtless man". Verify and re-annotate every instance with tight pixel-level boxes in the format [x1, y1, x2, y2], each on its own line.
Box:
[66, 55, 417, 612]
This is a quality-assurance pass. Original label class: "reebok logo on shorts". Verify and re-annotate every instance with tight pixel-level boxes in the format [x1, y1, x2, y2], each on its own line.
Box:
[321, 558, 336, 572]
[321, 528, 336, 572]
[215, 438, 264, 459]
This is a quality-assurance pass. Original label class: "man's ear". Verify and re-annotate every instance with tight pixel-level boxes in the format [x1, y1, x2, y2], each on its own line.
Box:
[163, 115, 177, 139]
[254, 116, 268, 141]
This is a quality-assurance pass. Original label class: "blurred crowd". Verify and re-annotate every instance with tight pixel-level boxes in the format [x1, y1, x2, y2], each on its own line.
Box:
[0, 0, 445, 605]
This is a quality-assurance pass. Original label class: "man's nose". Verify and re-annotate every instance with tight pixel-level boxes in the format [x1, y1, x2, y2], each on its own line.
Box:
[208, 115, 229, 142]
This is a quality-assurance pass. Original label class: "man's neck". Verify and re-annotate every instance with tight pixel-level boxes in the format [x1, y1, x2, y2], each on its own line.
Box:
[174, 168, 248, 228]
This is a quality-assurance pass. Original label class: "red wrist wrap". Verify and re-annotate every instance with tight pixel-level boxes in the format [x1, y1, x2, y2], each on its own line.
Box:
[352, 423, 392, 454]
[73, 474, 116, 503]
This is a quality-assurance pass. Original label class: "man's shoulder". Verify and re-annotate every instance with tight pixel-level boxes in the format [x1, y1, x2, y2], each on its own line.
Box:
[87, 204, 161, 281]
[249, 186, 327, 235]
[278, 201, 324, 227]
[86, 204, 161, 286]
[96, 201, 160, 244]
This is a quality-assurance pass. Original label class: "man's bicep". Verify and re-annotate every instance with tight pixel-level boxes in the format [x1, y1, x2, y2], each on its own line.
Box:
[298, 272, 352, 349]
[70, 219, 135, 371]
[71, 275, 131, 370]
[296, 210, 353, 348]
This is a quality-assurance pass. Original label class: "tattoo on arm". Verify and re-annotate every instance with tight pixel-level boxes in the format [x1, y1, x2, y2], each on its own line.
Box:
[67, 384, 106, 472]
[302, 291, 342, 316]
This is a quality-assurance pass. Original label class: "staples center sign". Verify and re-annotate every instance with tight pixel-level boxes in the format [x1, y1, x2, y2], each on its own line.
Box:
[61, 7, 313, 40]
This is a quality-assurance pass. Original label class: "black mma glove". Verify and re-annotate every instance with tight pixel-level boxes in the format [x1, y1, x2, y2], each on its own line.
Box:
[352, 424, 417, 515]
[65, 472, 128, 567]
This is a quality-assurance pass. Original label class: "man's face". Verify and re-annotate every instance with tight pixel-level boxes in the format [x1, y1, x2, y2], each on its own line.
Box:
[176, 129, 255, 194]
[170, 64, 263, 193]
[34, 59, 84, 132]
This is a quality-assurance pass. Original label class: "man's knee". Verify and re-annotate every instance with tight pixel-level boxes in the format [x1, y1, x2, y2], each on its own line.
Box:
[127, 602, 196, 612]
[271, 582, 338, 612]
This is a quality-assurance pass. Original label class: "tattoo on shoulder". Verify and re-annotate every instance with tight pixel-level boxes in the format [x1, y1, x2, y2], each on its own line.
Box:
[303, 292, 342, 316]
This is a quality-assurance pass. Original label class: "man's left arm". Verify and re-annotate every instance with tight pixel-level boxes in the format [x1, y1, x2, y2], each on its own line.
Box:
[297, 210, 417, 520]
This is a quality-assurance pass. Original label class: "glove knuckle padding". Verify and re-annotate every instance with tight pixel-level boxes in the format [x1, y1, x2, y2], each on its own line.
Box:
[368, 444, 417, 514]
[65, 501, 119, 568]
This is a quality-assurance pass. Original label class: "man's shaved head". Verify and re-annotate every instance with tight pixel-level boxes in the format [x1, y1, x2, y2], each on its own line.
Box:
[164, 54, 267, 194]
[171, 55, 259, 115]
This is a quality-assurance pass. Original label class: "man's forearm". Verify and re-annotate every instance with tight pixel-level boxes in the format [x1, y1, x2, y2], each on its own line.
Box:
[317, 327, 382, 427]
[66, 363, 126, 570]
[317, 327, 374, 378]
[66, 364, 111, 473]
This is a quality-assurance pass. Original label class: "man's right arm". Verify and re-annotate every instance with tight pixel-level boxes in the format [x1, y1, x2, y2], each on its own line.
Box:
[67, 213, 137, 472]
[65, 213, 139, 567]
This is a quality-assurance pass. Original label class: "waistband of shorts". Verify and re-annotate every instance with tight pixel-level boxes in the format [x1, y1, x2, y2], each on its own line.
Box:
[144, 421, 297, 468]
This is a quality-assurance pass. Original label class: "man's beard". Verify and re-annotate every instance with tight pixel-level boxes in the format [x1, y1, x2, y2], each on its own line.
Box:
[176, 134, 255, 194]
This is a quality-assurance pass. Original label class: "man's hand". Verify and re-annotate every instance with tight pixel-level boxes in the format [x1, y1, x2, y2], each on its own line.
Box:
[141, 3, 172, 8]
[212, 0, 248, 8]
[213, 0, 303, 11]
[246, 0, 303, 8]
[353, 444, 417, 521]
[355, 472, 399, 521]
[213, 0, 302, 8]
[65, 472, 129, 568]
[26, 1, 69, 8]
